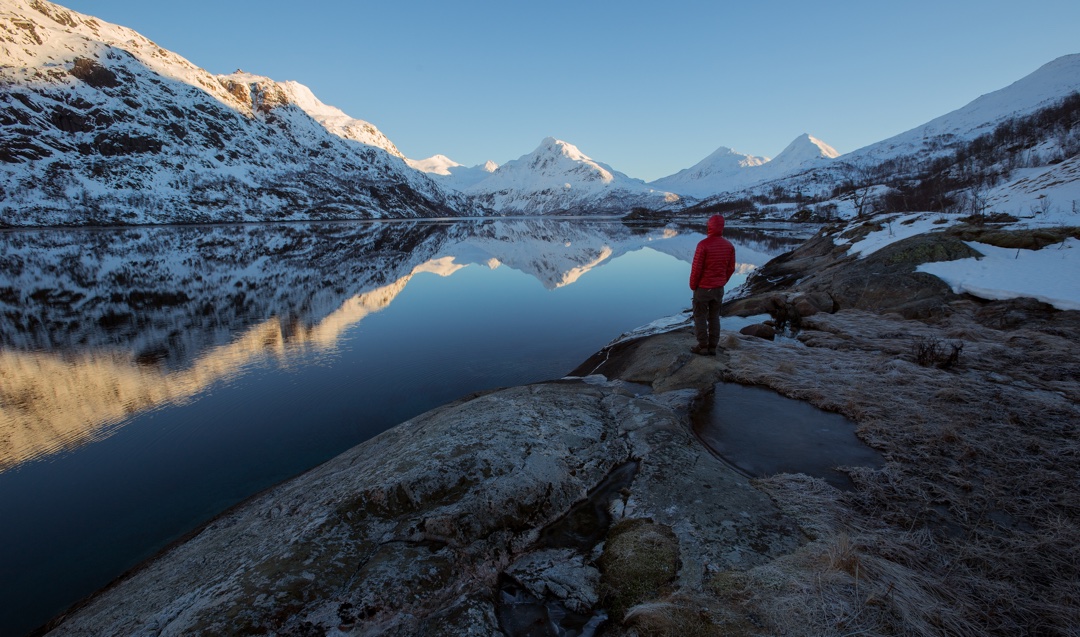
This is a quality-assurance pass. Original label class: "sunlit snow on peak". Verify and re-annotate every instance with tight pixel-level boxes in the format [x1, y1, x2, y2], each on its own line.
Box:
[412, 256, 467, 277]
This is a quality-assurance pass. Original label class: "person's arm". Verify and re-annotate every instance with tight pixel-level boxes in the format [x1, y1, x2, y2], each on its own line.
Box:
[689, 244, 705, 290]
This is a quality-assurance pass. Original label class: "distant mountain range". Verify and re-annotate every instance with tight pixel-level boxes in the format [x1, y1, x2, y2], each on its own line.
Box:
[646, 134, 839, 199]
[1, 0, 1078, 225]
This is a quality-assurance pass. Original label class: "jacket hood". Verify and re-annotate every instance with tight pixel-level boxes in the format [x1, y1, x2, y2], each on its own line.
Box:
[707, 214, 725, 236]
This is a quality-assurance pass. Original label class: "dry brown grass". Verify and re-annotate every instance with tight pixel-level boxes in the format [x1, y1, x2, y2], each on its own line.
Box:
[712, 305, 1080, 636]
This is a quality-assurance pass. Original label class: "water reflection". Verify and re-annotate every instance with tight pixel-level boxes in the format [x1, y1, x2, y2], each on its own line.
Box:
[693, 383, 884, 490]
[0, 275, 416, 471]
[0, 218, 815, 636]
[0, 219, 807, 474]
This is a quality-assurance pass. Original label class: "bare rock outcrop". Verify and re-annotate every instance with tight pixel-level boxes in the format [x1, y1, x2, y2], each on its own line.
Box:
[727, 226, 982, 321]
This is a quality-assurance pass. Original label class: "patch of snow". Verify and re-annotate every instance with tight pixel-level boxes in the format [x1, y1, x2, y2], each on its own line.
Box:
[917, 239, 1080, 311]
[842, 213, 962, 258]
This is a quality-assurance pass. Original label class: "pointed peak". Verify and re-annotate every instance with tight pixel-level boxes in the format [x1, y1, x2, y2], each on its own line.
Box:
[536, 136, 584, 156]
[775, 133, 839, 162]
[703, 145, 769, 166]
[406, 154, 462, 175]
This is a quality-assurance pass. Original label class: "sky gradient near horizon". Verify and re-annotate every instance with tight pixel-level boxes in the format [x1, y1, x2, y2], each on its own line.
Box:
[58, 0, 1080, 182]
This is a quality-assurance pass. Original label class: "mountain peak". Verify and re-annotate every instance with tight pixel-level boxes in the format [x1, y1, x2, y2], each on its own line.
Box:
[406, 155, 500, 192]
[466, 137, 680, 214]
[407, 154, 462, 175]
[537, 137, 590, 162]
[766, 133, 840, 171]
[647, 145, 767, 197]
[783, 133, 839, 157]
[216, 71, 404, 158]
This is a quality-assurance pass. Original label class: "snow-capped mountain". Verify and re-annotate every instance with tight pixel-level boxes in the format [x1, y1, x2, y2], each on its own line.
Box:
[647, 147, 768, 198]
[466, 137, 682, 215]
[219, 70, 406, 159]
[407, 155, 500, 191]
[2, 0, 1076, 226]
[766, 134, 840, 173]
[673, 55, 1079, 212]
[850, 53, 1080, 163]
[649, 134, 838, 198]
[0, 0, 466, 226]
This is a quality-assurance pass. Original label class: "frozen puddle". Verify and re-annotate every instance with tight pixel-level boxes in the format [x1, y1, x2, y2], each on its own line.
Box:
[692, 383, 884, 490]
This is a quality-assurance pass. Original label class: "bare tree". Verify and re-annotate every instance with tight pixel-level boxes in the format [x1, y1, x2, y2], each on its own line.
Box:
[839, 160, 878, 218]
[968, 186, 989, 219]
[1031, 196, 1054, 216]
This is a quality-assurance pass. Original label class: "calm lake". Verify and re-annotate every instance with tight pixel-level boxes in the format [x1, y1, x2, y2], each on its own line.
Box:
[0, 217, 813, 636]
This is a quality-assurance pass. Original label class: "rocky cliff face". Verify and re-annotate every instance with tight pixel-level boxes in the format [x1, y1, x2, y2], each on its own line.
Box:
[0, 0, 467, 225]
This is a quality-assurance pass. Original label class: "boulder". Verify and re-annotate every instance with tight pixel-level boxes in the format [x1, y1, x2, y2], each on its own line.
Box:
[740, 323, 776, 340]
[737, 231, 982, 320]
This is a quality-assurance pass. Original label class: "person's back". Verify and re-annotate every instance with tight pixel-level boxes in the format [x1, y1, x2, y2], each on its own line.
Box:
[689, 215, 736, 355]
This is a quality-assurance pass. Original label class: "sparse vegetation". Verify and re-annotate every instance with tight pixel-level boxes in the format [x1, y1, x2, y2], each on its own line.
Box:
[598, 518, 680, 621]
[718, 306, 1080, 636]
[911, 335, 963, 368]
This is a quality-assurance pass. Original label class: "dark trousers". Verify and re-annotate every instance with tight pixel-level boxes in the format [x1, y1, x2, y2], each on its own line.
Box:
[692, 287, 724, 348]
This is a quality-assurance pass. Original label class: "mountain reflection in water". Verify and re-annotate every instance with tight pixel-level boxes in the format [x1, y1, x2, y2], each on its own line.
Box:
[0, 218, 813, 637]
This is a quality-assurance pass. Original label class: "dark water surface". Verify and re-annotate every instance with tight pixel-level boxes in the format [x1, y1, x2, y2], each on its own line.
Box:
[693, 382, 885, 490]
[0, 218, 811, 635]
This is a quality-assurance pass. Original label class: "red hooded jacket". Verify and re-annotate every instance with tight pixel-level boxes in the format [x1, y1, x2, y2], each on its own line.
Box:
[689, 214, 736, 290]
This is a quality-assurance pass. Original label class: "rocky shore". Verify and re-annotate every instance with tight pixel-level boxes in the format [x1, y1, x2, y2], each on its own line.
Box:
[42, 222, 1080, 637]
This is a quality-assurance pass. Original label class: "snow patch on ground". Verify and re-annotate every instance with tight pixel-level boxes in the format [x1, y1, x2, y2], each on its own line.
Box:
[918, 239, 1080, 311]
[840, 213, 960, 257]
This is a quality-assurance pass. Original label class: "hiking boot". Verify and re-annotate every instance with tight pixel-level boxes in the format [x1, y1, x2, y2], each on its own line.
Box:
[691, 345, 713, 356]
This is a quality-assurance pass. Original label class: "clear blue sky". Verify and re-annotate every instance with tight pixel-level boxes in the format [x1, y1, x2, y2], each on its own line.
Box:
[60, 0, 1080, 181]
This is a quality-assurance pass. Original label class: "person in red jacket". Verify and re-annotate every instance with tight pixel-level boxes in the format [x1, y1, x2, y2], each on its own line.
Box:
[688, 214, 736, 355]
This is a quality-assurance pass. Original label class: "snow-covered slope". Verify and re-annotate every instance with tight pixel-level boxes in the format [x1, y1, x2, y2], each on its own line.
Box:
[851, 53, 1080, 162]
[765, 134, 840, 174]
[218, 71, 406, 159]
[0, 0, 465, 225]
[648, 146, 768, 198]
[679, 56, 1079, 213]
[467, 137, 683, 215]
[407, 155, 500, 191]
[650, 133, 838, 197]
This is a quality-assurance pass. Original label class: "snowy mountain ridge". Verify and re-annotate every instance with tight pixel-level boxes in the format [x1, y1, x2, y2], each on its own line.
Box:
[649, 133, 839, 197]
[676, 53, 1080, 217]
[850, 53, 1080, 163]
[218, 70, 406, 159]
[0, 0, 466, 225]
[1, 0, 1077, 225]
[406, 155, 500, 190]
[464, 137, 683, 215]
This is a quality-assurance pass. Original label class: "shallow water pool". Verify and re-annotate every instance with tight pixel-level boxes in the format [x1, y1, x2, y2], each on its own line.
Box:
[692, 382, 885, 490]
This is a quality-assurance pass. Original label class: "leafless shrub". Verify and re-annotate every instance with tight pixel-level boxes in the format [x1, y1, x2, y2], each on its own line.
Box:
[912, 336, 963, 368]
